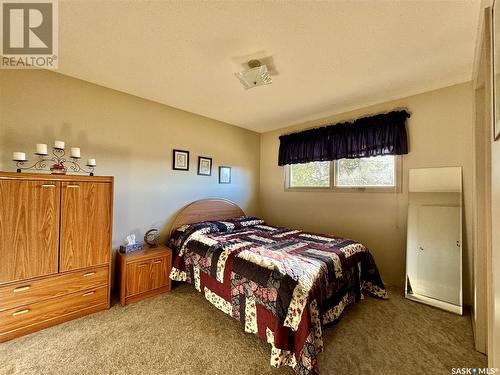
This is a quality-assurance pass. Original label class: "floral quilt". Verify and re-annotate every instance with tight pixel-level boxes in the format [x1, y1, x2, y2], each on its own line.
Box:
[169, 216, 388, 375]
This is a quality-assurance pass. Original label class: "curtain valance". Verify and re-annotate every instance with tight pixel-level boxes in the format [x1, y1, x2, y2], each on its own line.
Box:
[278, 110, 410, 166]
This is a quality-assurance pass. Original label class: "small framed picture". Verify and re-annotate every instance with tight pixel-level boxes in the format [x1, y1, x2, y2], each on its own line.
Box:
[219, 166, 231, 184]
[173, 149, 189, 171]
[197, 156, 212, 176]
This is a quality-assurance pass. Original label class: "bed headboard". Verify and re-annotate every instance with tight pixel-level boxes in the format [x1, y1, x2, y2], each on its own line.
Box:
[170, 198, 245, 235]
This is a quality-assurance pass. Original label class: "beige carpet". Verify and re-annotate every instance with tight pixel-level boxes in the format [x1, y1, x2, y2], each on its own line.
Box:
[0, 285, 486, 375]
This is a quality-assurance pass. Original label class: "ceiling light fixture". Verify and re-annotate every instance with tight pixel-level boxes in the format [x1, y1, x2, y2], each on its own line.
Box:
[234, 59, 272, 89]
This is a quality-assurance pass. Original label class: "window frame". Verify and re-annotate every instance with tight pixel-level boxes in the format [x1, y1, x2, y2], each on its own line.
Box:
[284, 155, 402, 193]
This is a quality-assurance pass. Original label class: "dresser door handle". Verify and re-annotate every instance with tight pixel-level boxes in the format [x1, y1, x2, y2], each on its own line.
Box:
[13, 286, 30, 293]
[83, 272, 96, 277]
[82, 291, 95, 297]
[41, 184, 56, 188]
[139, 263, 149, 267]
[67, 185, 80, 188]
[153, 260, 162, 264]
[12, 309, 30, 317]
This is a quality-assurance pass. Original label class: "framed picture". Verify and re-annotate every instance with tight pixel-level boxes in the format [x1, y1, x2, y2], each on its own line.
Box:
[219, 166, 231, 184]
[173, 149, 189, 171]
[197, 156, 212, 176]
[494, 2, 500, 140]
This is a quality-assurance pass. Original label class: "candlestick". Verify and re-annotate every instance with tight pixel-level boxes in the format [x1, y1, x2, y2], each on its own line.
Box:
[70, 147, 81, 158]
[36, 143, 48, 155]
[13, 152, 26, 161]
[54, 140, 65, 149]
[13, 144, 96, 176]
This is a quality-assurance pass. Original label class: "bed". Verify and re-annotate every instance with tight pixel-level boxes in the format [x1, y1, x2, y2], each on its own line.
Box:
[168, 199, 388, 375]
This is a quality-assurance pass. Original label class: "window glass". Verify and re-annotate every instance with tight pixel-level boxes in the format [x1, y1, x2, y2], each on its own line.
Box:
[335, 155, 395, 187]
[289, 161, 330, 187]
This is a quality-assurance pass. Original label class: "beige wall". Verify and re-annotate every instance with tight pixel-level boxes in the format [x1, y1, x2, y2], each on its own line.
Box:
[0, 70, 260, 248]
[490, 112, 500, 365]
[0, 71, 476, 305]
[260, 82, 474, 303]
[473, 6, 500, 362]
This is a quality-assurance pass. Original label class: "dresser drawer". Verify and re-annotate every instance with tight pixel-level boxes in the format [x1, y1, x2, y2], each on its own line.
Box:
[0, 286, 107, 337]
[0, 266, 108, 311]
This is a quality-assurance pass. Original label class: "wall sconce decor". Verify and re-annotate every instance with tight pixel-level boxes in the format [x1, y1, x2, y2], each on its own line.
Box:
[13, 141, 96, 176]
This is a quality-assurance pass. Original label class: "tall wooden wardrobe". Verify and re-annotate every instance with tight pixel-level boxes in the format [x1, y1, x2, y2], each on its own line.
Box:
[0, 172, 113, 342]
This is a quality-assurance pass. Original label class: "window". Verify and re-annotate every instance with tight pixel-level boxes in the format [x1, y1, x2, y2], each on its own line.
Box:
[335, 155, 396, 188]
[286, 155, 400, 191]
[289, 161, 330, 188]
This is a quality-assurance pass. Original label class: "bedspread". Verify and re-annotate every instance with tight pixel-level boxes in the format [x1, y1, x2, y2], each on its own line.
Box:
[168, 216, 388, 375]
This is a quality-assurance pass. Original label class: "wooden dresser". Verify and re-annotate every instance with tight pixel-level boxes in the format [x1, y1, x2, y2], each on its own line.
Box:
[0, 172, 113, 342]
[116, 246, 172, 306]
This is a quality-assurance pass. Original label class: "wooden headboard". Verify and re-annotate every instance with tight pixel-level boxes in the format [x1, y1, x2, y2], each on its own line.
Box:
[170, 198, 245, 235]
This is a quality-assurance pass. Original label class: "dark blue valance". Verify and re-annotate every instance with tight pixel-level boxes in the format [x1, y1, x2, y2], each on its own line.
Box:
[278, 110, 410, 166]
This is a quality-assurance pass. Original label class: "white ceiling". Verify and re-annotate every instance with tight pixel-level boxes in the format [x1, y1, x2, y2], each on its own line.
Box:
[57, 1, 481, 133]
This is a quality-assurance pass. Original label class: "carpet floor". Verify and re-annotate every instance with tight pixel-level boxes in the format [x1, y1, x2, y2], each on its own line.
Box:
[0, 285, 486, 375]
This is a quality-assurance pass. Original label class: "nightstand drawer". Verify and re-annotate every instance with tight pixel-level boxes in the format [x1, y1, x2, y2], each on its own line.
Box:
[0, 286, 107, 338]
[0, 266, 109, 311]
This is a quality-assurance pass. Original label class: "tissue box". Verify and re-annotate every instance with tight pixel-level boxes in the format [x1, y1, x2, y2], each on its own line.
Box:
[119, 242, 144, 254]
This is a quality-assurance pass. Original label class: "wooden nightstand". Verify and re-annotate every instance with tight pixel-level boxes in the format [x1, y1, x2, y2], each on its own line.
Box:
[116, 245, 172, 306]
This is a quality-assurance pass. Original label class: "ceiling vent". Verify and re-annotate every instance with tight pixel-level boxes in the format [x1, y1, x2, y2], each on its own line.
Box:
[234, 59, 272, 89]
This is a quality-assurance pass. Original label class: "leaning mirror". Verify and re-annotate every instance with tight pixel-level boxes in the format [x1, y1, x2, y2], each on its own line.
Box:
[405, 167, 462, 314]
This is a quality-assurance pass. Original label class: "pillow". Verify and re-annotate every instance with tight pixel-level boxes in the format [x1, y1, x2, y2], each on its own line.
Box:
[217, 216, 264, 230]
[168, 216, 264, 251]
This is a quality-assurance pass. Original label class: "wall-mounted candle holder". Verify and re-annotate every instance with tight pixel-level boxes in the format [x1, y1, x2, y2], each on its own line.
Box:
[13, 142, 96, 176]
